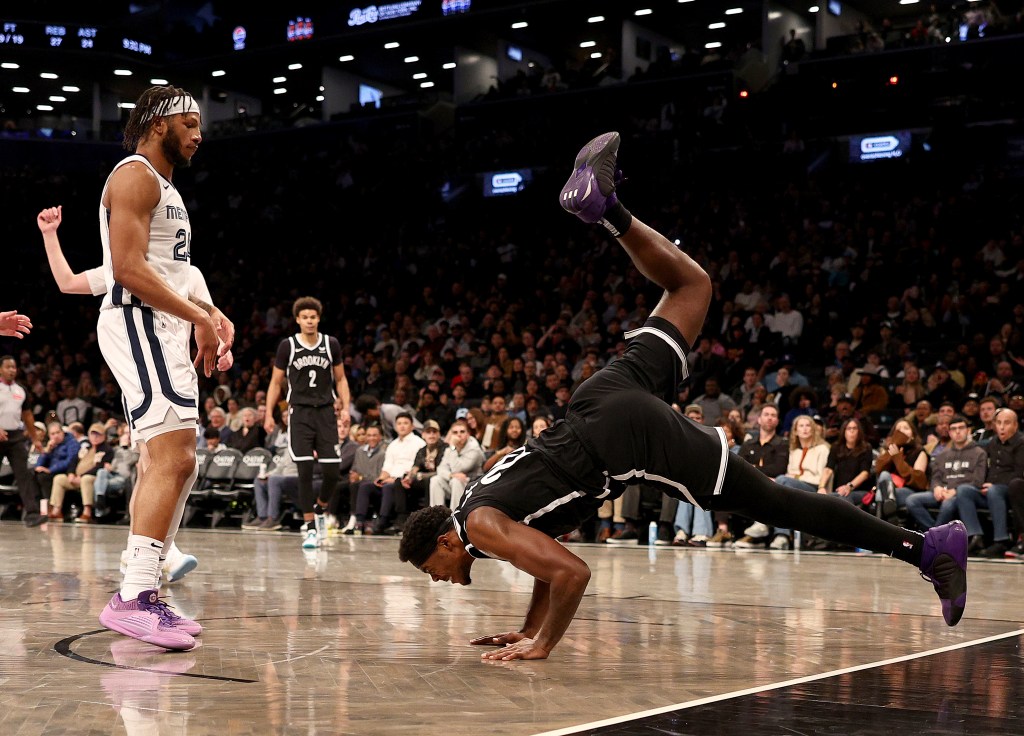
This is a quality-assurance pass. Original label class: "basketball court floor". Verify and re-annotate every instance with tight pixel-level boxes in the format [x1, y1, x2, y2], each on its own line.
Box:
[1, 522, 1021, 735]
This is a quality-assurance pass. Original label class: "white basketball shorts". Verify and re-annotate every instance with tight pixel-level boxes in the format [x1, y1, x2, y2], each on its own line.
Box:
[98, 307, 199, 443]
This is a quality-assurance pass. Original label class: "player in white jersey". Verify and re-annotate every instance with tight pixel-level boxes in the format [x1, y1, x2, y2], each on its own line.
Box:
[37, 204, 234, 583]
[94, 85, 226, 651]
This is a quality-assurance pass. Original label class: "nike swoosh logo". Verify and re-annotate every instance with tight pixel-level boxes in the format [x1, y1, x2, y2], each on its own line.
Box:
[150, 542, 163, 548]
[163, 184, 170, 190]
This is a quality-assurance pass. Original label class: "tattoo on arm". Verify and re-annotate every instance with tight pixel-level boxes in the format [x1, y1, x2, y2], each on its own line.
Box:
[188, 295, 215, 315]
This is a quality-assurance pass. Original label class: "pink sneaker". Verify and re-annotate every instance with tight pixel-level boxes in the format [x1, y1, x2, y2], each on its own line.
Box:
[99, 590, 196, 650]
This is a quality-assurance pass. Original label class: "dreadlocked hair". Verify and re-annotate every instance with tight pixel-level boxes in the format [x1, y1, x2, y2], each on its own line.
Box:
[122, 85, 192, 151]
[398, 505, 453, 566]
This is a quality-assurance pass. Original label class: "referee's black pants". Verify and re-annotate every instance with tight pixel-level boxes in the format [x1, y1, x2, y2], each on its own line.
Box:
[0, 431, 37, 517]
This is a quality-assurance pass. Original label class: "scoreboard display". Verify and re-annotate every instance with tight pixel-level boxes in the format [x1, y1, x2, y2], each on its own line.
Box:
[0, 20, 154, 56]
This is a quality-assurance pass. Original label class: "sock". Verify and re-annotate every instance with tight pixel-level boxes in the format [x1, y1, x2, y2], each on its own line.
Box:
[600, 199, 633, 238]
[122, 535, 163, 600]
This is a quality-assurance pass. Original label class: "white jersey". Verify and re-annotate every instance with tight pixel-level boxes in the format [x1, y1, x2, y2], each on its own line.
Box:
[98, 154, 192, 314]
[87, 264, 210, 303]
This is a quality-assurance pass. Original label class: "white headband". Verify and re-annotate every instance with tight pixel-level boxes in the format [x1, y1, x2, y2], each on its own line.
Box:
[145, 95, 201, 123]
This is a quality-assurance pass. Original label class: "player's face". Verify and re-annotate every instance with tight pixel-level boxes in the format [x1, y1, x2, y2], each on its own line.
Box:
[161, 112, 202, 168]
[296, 309, 320, 335]
[419, 536, 473, 585]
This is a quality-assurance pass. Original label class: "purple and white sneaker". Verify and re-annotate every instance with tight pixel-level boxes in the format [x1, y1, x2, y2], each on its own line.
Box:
[559, 131, 621, 224]
[99, 589, 197, 650]
[919, 520, 968, 626]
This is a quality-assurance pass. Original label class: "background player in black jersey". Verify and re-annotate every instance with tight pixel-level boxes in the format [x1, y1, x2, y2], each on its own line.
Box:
[399, 132, 969, 661]
[265, 296, 350, 548]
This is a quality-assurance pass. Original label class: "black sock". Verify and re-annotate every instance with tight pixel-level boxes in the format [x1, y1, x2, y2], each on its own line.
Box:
[600, 200, 633, 238]
[713, 455, 924, 566]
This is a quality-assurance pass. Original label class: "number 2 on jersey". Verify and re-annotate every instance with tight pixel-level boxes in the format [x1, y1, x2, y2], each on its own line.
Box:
[173, 228, 191, 262]
[308, 370, 317, 388]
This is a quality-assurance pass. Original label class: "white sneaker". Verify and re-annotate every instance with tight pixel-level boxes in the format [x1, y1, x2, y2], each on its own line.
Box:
[325, 513, 339, 530]
[672, 530, 689, 545]
[165, 553, 199, 582]
[769, 534, 791, 550]
[743, 522, 770, 539]
[301, 528, 319, 550]
[340, 515, 357, 533]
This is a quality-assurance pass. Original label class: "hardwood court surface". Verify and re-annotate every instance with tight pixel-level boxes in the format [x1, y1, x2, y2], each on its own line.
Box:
[1, 522, 1021, 735]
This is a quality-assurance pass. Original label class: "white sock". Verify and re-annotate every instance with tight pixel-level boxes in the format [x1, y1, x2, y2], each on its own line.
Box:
[121, 535, 163, 600]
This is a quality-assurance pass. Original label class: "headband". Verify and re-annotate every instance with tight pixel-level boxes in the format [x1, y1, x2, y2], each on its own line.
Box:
[144, 95, 201, 123]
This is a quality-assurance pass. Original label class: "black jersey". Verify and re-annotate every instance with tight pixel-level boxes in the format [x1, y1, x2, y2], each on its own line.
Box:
[274, 334, 342, 407]
[452, 316, 731, 560]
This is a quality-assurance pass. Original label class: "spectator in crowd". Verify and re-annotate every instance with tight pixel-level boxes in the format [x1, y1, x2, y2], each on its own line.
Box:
[94, 423, 139, 520]
[782, 386, 817, 435]
[987, 360, 1022, 404]
[400, 419, 447, 522]
[34, 421, 81, 522]
[875, 418, 930, 517]
[48, 422, 112, 523]
[205, 407, 232, 446]
[730, 367, 763, 414]
[905, 416, 984, 531]
[766, 294, 803, 347]
[530, 415, 552, 439]
[429, 419, 484, 510]
[955, 407, 1024, 558]
[55, 382, 90, 427]
[816, 417, 874, 509]
[731, 404, 789, 548]
[692, 378, 736, 426]
[326, 416, 360, 530]
[924, 414, 953, 459]
[203, 426, 226, 453]
[973, 396, 1001, 445]
[356, 412, 425, 534]
[482, 417, 526, 473]
[762, 414, 830, 549]
[342, 425, 386, 535]
[893, 362, 928, 413]
[227, 407, 266, 453]
[961, 392, 983, 430]
[852, 364, 890, 418]
[244, 424, 298, 532]
[927, 362, 964, 408]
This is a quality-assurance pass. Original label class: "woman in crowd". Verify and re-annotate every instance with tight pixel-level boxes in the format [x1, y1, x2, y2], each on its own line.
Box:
[875, 418, 930, 517]
[482, 417, 526, 472]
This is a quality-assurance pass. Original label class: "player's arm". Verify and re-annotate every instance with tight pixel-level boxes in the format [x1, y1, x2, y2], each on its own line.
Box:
[333, 361, 350, 423]
[106, 164, 217, 374]
[470, 577, 550, 647]
[188, 266, 234, 352]
[37, 206, 93, 295]
[264, 366, 286, 434]
[467, 506, 591, 660]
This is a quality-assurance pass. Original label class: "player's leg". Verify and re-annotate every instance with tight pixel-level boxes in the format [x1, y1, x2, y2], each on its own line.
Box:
[710, 452, 968, 626]
[312, 407, 340, 543]
[100, 424, 198, 650]
[559, 131, 711, 347]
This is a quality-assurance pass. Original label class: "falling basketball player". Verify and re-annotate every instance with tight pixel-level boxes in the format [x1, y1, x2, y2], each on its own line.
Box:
[399, 132, 968, 661]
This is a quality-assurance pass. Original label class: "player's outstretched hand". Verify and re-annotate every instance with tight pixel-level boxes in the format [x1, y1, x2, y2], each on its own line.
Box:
[470, 631, 528, 647]
[479, 637, 550, 661]
[36, 206, 61, 234]
[0, 310, 32, 338]
[192, 318, 219, 377]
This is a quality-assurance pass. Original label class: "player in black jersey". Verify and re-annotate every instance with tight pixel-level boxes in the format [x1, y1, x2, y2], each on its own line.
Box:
[265, 296, 350, 548]
[399, 132, 969, 661]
